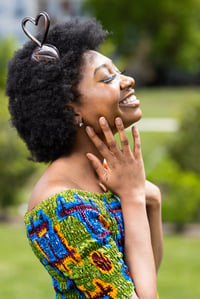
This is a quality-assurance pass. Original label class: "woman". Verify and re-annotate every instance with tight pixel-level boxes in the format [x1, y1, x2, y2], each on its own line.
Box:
[6, 12, 163, 299]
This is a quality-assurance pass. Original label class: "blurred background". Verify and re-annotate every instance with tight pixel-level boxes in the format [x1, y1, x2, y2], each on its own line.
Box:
[0, 0, 200, 298]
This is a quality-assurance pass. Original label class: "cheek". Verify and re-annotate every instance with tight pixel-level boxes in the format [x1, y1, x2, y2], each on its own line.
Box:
[99, 88, 120, 110]
[84, 87, 119, 110]
[105, 84, 120, 100]
[78, 85, 120, 127]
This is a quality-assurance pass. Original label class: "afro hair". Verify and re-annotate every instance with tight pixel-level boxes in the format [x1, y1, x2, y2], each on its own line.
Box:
[6, 17, 108, 163]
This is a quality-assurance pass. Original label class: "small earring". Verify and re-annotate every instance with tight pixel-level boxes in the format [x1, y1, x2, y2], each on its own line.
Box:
[79, 121, 84, 128]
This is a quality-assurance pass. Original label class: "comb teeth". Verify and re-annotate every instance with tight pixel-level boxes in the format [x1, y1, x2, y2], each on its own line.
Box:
[31, 44, 60, 62]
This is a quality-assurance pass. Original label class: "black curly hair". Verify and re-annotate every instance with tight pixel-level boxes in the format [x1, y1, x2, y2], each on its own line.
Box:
[6, 18, 108, 163]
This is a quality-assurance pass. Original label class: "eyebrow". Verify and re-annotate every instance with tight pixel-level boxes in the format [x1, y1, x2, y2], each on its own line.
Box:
[94, 63, 109, 76]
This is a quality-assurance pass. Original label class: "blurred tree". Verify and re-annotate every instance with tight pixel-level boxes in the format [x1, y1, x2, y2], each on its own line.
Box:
[0, 90, 39, 220]
[84, 0, 200, 84]
[0, 38, 16, 89]
[148, 156, 200, 230]
[0, 38, 38, 220]
[169, 100, 200, 174]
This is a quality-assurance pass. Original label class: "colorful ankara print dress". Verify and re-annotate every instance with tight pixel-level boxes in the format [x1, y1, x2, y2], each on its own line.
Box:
[24, 189, 135, 298]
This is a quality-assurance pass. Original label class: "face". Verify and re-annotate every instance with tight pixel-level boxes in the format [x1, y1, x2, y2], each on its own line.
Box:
[75, 50, 142, 134]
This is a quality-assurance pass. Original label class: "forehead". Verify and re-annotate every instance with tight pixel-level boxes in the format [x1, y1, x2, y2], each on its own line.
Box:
[82, 50, 112, 69]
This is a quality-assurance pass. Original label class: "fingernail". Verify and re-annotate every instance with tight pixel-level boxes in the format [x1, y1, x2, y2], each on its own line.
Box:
[86, 153, 92, 160]
[132, 126, 138, 133]
[86, 126, 92, 134]
[115, 117, 122, 125]
[100, 117, 106, 125]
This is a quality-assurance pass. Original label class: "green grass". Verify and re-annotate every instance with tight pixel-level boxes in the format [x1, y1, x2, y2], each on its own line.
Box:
[0, 224, 54, 299]
[158, 235, 200, 298]
[0, 224, 199, 299]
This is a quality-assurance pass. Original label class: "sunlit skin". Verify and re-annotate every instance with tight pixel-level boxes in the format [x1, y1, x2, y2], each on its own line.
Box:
[28, 50, 163, 299]
[73, 50, 142, 136]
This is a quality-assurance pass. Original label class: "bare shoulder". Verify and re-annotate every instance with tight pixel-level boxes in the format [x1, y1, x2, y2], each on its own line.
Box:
[27, 174, 78, 213]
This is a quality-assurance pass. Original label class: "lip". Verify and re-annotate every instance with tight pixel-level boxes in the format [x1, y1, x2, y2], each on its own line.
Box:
[119, 92, 140, 107]
[119, 91, 135, 103]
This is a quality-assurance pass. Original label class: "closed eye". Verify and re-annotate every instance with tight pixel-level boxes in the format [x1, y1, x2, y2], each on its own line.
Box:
[99, 74, 117, 84]
[98, 70, 126, 84]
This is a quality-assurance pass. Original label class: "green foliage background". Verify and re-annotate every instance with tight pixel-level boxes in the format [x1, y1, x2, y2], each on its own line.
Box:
[169, 101, 200, 174]
[85, 0, 200, 79]
[0, 39, 42, 214]
[0, 89, 39, 212]
[0, 38, 16, 89]
[85, 0, 200, 226]
[0, 5, 200, 299]
[0, 7, 200, 227]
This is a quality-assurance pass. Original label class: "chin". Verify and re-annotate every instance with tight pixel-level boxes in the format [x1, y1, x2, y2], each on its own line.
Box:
[123, 109, 142, 128]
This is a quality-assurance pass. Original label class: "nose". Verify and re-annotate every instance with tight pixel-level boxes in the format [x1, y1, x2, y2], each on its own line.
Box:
[120, 74, 135, 90]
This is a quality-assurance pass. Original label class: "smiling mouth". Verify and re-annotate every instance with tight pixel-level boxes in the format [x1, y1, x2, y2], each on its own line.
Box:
[119, 94, 140, 107]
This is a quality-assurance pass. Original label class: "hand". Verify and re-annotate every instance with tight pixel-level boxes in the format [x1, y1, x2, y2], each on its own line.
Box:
[145, 180, 161, 208]
[86, 116, 146, 201]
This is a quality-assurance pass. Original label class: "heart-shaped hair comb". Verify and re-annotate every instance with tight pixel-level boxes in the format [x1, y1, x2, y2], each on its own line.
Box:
[21, 11, 60, 63]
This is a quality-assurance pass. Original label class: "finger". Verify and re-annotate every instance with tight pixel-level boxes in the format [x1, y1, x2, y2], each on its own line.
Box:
[86, 153, 105, 180]
[86, 126, 112, 160]
[115, 117, 132, 155]
[99, 117, 121, 157]
[132, 126, 142, 158]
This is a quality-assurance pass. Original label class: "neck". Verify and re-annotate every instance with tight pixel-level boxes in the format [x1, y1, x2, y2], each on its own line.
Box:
[45, 126, 109, 193]
[72, 126, 104, 161]
[53, 127, 105, 185]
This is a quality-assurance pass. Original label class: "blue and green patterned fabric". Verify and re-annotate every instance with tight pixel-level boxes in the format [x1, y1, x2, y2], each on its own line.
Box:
[24, 189, 135, 298]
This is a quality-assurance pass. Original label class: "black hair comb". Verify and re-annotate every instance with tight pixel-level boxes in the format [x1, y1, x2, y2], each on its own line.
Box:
[21, 11, 60, 62]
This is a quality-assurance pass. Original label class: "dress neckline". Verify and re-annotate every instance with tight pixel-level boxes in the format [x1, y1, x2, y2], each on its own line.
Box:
[25, 188, 113, 218]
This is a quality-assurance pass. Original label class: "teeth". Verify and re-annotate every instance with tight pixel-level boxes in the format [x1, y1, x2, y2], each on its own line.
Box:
[122, 99, 127, 104]
[121, 94, 137, 104]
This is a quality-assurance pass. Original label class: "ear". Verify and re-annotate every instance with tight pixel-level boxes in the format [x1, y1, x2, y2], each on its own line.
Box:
[67, 102, 83, 126]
